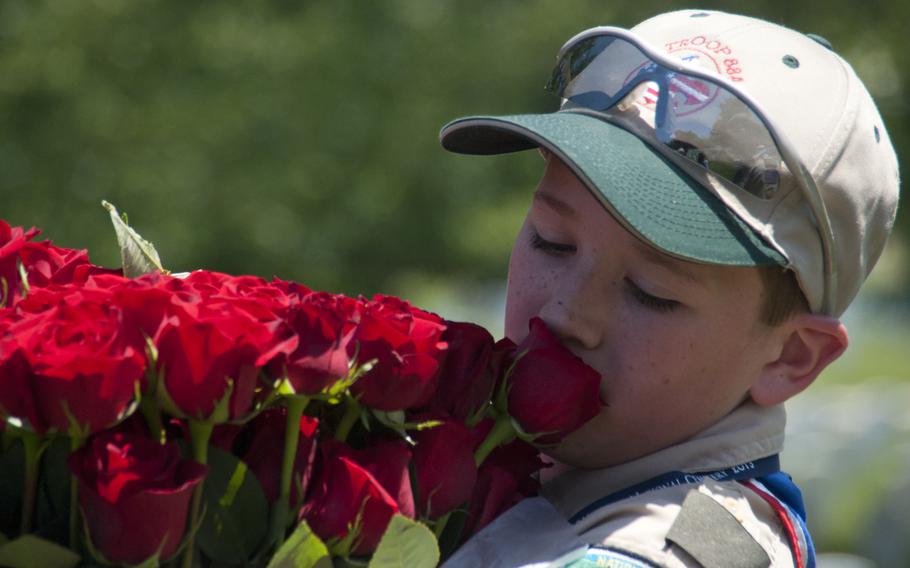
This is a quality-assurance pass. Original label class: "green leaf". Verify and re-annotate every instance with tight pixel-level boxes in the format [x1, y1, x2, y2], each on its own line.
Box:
[196, 446, 269, 563]
[265, 521, 332, 568]
[0, 534, 80, 568]
[102, 200, 165, 278]
[368, 515, 439, 568]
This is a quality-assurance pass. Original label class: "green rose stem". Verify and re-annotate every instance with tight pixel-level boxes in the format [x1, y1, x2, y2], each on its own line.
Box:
[140, 363, 165, 444]
[270, 394, 309, 548]
[139, 397, 164, 444]
[182, 419, 214, 568]
[473, 415, 516, 467]
[333, 396, 361, 443]
[18, 430, 42, 535]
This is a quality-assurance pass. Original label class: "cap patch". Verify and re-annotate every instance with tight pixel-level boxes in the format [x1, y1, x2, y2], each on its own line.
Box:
[663, 36, 745, 82]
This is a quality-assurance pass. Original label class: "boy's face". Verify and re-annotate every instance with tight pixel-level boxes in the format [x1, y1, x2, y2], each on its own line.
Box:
[505, 156, 783, 468]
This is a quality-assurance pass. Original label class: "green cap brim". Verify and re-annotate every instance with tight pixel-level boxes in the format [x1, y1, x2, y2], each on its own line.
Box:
[440, 111, 785, 266]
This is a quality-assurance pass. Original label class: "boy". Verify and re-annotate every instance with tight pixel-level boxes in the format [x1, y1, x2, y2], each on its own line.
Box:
[439, 9, 899, 568]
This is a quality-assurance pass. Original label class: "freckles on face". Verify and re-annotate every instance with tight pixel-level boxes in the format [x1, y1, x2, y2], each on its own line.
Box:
[504, 157, 775, 468]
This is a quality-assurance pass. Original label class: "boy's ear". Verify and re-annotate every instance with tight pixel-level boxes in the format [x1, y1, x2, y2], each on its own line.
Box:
[750, 314, 848, 406]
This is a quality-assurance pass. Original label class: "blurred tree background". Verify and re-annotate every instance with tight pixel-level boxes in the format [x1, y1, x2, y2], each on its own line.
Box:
[1, 1, 908, 566]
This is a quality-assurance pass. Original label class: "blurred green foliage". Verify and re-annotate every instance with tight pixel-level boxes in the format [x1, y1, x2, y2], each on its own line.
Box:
[1, 0, 907, 302]
[1, 2, 908, 565]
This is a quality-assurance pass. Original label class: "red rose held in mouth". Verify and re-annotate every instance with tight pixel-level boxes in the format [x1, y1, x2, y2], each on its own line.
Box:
[68, 430, 207, 565]
[506, 317, 603, 444]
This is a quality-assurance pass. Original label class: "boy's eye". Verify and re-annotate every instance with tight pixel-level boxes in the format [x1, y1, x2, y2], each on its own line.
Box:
[530, 231, 576, 255]
[624, 278, 679, 313]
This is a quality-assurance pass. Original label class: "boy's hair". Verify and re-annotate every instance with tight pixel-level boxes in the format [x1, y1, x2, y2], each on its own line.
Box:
[759, 266, 810, 327]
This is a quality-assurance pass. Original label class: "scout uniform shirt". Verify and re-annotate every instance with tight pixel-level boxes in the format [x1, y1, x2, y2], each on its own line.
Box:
[443, 402, 813, 568]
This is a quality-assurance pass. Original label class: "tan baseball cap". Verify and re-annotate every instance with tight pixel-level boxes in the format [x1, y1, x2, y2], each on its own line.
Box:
[440, 10, 900, 316]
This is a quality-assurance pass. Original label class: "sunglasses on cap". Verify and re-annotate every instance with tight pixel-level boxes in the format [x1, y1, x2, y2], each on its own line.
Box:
[545, 27, 838, 315]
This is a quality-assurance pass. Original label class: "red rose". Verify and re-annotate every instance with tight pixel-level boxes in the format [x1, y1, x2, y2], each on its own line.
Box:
[210, 423, 245, 452]
[426, 323, 514, 422]
[268, 277, 312, 303]
[507, 317, 603, 444]
[334, 440, 415, 520]
[0, 221, 116, 308]
[102, 273, 178, 343]
[302, 440, 413, 555]
[211, 274, 294, 331]
[0, 327, 32, 427]
[242, 406, 319, 506]
[159, 272, 296, 374]
[463, 464, 522, 537]
[19, 240, 92, 287]
[68, 430, 206, 564]
[349, 295, 447, 411]
[0, 287, 147, 435]
[155, 299, 263, 422]
[264, 292, 357, 394]
[459, 420, 545, 535]
[0, 221, 39, 307]
[412, 418, 478, 519]
[484, 439, 547, 498]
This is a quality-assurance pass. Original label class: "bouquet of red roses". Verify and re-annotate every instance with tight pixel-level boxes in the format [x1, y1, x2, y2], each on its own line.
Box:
[0, 203, 603, 568]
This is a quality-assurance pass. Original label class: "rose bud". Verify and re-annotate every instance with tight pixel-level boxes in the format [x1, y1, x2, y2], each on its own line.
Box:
[242, 407, 319, 506]
[301, 440, 413, 555]
[349, 295, 447, 411]
[507, 317, 603, 444]
[1, 289, 147, 435]
[68, 430, 206, 565]
[412, 418, 478, 519]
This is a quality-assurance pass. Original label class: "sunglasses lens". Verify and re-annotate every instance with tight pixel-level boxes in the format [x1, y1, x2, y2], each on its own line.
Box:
[547, 35, 786, 200]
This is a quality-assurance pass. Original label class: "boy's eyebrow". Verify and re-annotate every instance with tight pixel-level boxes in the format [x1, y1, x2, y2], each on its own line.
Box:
[533, 190, 577, 218]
